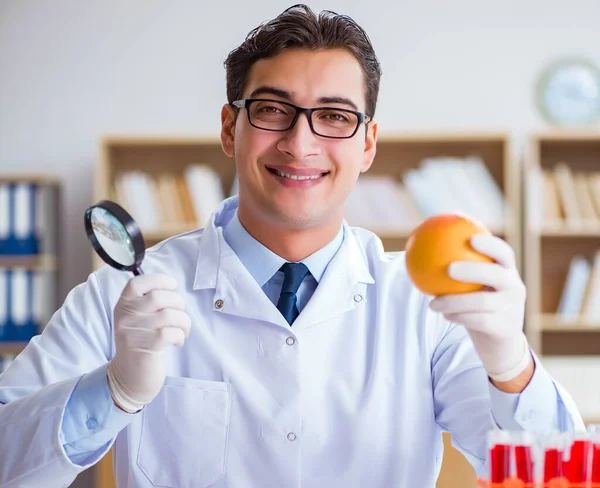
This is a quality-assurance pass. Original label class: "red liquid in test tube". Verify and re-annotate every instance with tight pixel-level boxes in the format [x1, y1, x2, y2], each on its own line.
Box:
[593, 442, 600, 483]
[587, 424, 600, 483]
[490, 443, 510, 483]
[544, 447, 563, 482]
[488, 430, 536, 485]
[569, 438, 591, 482]
[514, 444, 534, 483]
[543, 433, 569, 485]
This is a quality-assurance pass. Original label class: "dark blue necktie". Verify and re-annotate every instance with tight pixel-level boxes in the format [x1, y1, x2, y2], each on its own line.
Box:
[277, 262, 309, 325]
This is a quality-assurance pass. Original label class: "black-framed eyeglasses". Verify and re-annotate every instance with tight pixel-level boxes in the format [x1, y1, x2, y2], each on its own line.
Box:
[231, 98, 372, 139]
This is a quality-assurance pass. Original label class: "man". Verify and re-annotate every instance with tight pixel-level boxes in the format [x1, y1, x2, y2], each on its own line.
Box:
[0, 4, 583, 488]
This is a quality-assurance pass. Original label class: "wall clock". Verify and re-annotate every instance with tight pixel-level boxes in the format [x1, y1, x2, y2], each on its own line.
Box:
[537, 58, 600, 126]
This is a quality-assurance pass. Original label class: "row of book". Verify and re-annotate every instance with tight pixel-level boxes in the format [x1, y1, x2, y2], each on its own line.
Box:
[0, 182, 58, 255]
[113, 156, 507, 234]
[346, 156, 506, 232]
[557, 251, 600, 322]
[530, 164, 600, 229]
[113, 165, 233, 231]
[0, 269, 56, 342]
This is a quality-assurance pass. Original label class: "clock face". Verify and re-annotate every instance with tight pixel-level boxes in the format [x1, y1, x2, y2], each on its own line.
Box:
[537, 59, 600, 126]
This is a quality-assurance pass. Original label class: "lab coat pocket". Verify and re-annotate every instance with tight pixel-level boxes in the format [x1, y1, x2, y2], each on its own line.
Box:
[137, 376, 232, 488]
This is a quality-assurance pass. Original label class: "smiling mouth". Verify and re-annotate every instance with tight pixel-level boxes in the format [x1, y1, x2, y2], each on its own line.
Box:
[267, 167, 330, 180]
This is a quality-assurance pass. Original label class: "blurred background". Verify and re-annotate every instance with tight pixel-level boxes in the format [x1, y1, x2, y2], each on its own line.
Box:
[1, 1, 600, 486]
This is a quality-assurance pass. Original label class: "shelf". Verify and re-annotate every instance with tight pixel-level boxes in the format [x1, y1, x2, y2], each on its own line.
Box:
[0, 254, 57, 270]
[377, 131, 509, 143]
[370, 225, 505, 239]
[102, 135, 221, 146]
[361, 228, 504, 253]
[0, 174, 60, 185]
[535, 313, 600, 331]
[0, 342, 28, 356]
[536, 313, 600, 355]
[539, 225, 600, 237]
[531, 130, 600, 142]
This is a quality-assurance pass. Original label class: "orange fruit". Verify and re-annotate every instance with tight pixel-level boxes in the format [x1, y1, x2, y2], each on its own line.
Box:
[405, 213, 493, 296]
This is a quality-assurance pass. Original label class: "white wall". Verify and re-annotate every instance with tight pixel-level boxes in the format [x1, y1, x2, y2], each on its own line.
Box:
[2, 0, 600, 412]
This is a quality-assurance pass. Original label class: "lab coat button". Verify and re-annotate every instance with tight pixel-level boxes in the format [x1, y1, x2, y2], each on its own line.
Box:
[214, 299, 224, 309]
[86, 417, 98, 430]
[287, 432, 297, 442]
[353, 293, 363, 302]
[286, 337, 296, 346]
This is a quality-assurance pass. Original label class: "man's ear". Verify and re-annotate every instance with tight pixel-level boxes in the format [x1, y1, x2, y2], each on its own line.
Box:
[221, 104, 236, 158]
[360, 120, 378, 173]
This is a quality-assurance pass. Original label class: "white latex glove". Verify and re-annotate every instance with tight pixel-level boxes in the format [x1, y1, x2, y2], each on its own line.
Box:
[107, 274, 191, 413]
[429, 234, 531, 383]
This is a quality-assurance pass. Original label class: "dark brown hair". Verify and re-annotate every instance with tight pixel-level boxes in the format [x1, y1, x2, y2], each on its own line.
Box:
[224, 4, 382, 118]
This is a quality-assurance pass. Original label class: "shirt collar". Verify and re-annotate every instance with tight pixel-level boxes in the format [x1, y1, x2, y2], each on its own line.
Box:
[222, 209, 344, 287]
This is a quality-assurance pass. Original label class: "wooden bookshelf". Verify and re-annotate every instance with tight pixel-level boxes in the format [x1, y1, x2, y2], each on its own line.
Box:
[96, 137, 236, 246]
[93, 132, 518, 488]
[0, 254, 57, 271]
[524, 132, 600, 355]
[97, 132, 518, 253]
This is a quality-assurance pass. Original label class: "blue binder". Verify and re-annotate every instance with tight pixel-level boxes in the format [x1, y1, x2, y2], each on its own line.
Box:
[2, 270, 37, 342]
[0, 183, 40, 256]
[0, 270, 6, 342]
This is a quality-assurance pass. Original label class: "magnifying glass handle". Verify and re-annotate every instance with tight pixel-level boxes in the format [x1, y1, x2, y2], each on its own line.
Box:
[133, 266, 144, 276]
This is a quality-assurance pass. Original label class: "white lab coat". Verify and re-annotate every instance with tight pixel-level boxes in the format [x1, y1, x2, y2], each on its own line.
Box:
[0, 198, 583, 488]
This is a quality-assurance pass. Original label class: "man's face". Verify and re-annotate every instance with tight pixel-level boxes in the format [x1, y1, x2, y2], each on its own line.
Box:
[221, 48, 377, 230]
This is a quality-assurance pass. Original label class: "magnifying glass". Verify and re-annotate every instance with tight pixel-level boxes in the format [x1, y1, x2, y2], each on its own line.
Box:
[84, 200, 146, 276]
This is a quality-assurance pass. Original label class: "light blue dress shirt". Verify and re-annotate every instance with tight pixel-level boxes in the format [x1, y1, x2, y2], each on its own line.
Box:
[59, 210, 344, 462]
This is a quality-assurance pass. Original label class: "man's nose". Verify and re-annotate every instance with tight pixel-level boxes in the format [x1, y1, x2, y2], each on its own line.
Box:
[276, 112, 321, 159]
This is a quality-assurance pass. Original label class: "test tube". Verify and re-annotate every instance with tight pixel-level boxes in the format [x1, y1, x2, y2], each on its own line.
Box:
[587, 424, 600, 484]
[563, 431, 592, 484]
[513, 431, 535, 484]
[542, 432, 566, 483]
[488, 430, 536, 485]
[489, 430, 511, 483]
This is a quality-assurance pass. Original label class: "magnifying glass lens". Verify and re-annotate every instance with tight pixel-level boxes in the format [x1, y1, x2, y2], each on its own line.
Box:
[90, 207, 136, 267]
[84, 200, 145, 275]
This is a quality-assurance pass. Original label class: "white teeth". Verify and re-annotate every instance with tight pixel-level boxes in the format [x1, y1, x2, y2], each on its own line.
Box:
[273, 169, 324, 180]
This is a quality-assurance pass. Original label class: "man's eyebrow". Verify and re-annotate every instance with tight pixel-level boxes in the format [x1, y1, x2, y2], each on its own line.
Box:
[248, 86, 292, 100]
[317, 96, 359, 111]
[247, 87, 360, 111]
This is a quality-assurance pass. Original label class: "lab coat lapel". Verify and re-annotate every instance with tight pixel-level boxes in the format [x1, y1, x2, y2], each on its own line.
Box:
[292, 225, 375, 330]
[193, 213, 288, 327]
[193, 209, 375, 329]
